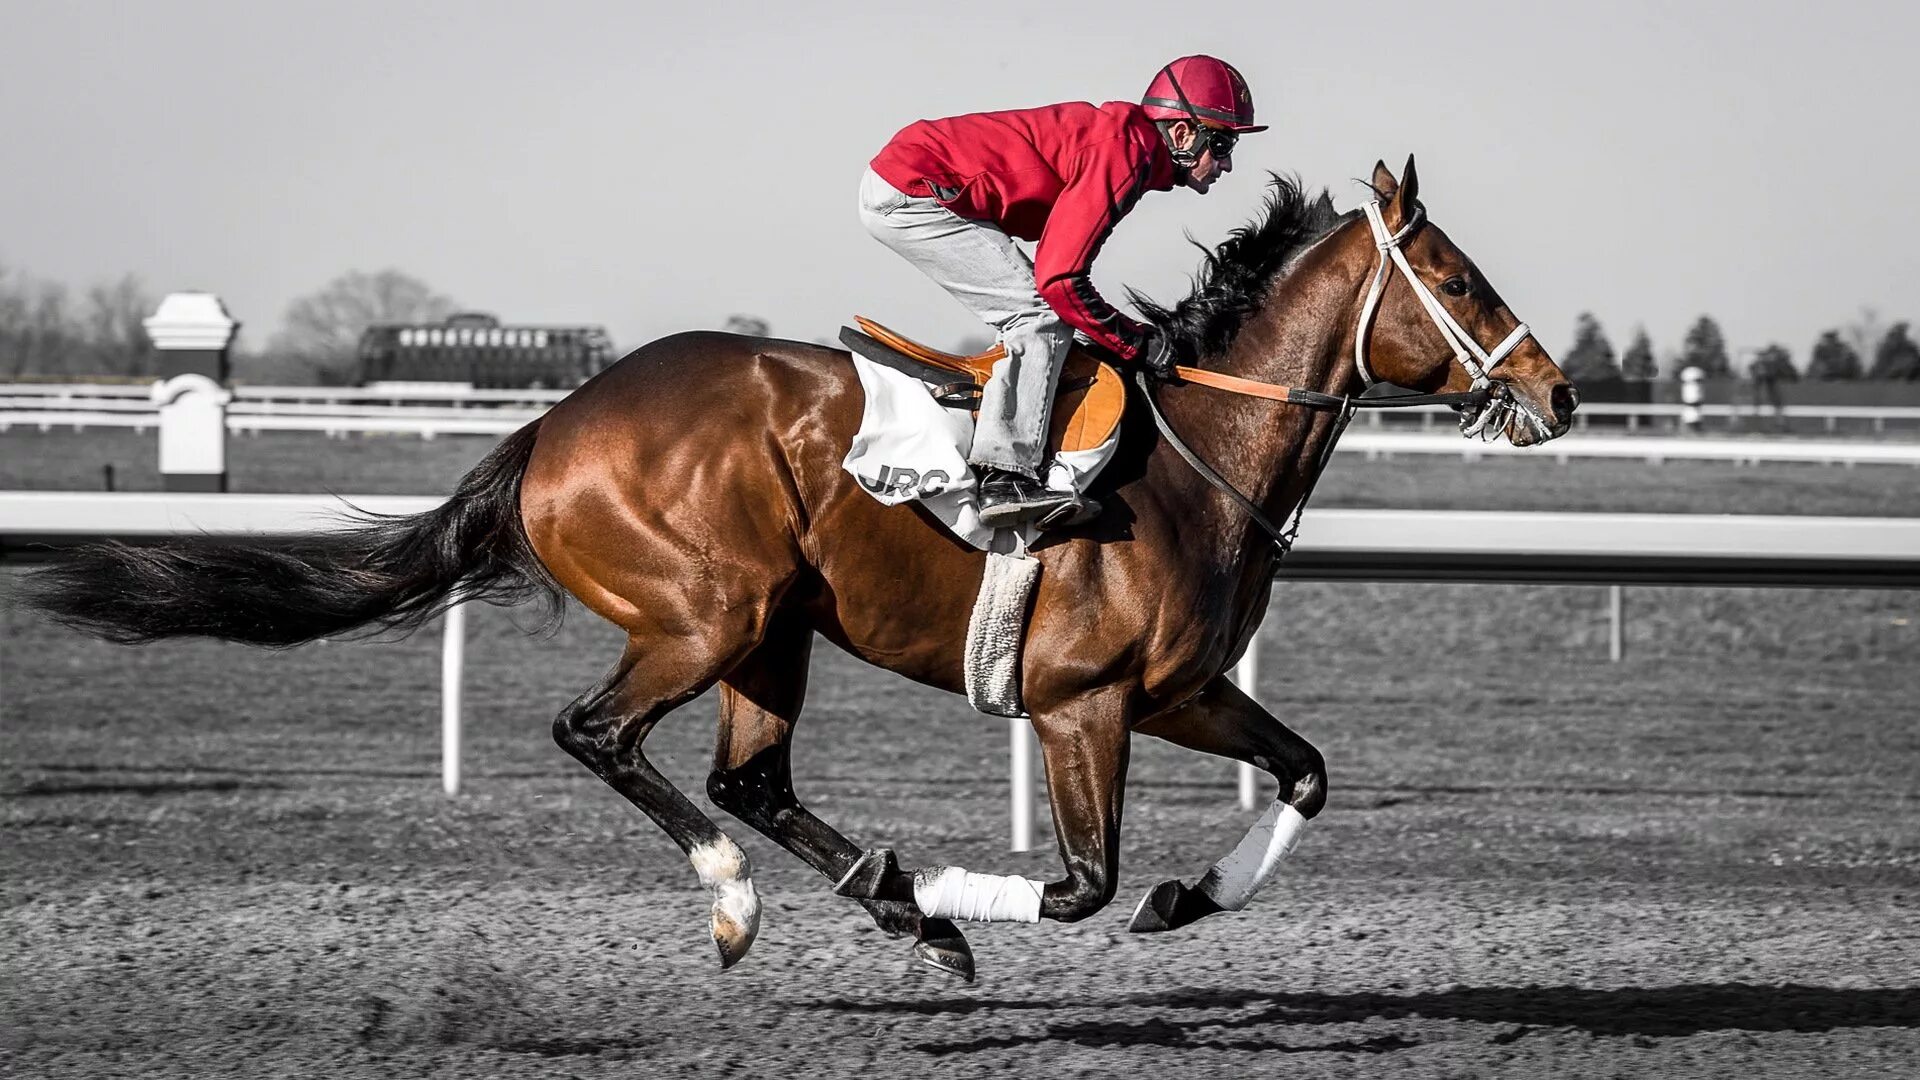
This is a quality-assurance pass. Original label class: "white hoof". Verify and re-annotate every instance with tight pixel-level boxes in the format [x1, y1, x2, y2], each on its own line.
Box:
[690, 838, 761, 970]
[710, 879, 761, 969]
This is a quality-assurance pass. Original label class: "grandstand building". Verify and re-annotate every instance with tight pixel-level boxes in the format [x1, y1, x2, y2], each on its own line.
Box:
[357, 312, 614, 389]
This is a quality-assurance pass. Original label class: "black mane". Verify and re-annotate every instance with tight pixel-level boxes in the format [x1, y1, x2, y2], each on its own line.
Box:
[1130, 175, 1352, 364]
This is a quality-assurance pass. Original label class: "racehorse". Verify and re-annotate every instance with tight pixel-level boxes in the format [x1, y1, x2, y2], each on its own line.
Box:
[28, 159, 1576, 982]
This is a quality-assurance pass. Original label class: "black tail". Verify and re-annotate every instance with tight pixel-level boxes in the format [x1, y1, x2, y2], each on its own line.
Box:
[24, 422, 563, 647]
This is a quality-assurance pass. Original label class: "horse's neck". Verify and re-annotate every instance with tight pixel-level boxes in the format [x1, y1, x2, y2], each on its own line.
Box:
[1150, 252, 1364, 577]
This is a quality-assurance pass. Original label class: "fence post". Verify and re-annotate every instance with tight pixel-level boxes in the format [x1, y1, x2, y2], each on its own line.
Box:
[143, 293, 237, 492]
[442, 601, 467, 795]
[1608, 585, 1625, 662]
[1010, 717, 1034, 852]
[1234, 637, 1260, 810]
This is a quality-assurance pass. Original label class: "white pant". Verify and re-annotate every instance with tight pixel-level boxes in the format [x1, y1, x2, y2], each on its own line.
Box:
[857, 168, 1071, 478]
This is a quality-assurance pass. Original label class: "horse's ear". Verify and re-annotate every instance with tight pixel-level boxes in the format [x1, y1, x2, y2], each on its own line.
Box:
[1381, 154, 1420, 231]
[1370, 160, 1397, 199]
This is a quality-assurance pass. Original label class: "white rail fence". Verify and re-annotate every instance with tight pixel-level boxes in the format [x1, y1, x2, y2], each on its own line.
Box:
[10, 381, 1920, 432]
[7, 493, 1917, 849]
[9, 388, 1920, 465]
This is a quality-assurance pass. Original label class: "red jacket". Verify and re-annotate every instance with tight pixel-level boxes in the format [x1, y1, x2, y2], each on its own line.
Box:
[870, 100, 1177, 361]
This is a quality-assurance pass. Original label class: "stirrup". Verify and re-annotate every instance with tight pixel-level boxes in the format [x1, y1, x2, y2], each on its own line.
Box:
[976, 487, 1073, 529]
[1035, 495, 1102, 531]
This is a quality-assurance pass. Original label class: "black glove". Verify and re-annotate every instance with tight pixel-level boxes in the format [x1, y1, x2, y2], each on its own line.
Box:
[1137, 327, 1178, 379]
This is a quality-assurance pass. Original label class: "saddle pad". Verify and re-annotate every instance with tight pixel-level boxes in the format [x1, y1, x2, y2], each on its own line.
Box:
[842, 352, 1119, 552]
[852, 316, 1127, 456]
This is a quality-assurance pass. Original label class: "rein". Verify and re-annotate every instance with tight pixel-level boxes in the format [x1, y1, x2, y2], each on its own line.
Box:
[1135, 370, 1488, 558]
[1137, 194, 1532, 558]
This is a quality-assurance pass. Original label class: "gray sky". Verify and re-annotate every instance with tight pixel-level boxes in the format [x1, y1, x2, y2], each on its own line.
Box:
[3, 1, 1915, 366]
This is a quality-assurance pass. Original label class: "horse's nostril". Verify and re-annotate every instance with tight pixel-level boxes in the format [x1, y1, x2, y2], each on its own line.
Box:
[1550, 383, 1579, 425]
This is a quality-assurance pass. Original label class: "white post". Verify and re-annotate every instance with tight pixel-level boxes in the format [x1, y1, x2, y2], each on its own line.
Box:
[1608, 585, 1625, 663]
[441, 601, 467, 795]
[1009, 718, 1034, 852]
[1234, 639, 1260, 810]
[1680, 366, 1705, 434]
[144, 293, 238, 492]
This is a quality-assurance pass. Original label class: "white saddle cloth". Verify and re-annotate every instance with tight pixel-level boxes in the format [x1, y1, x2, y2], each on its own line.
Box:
[841, 354, 1119, 552]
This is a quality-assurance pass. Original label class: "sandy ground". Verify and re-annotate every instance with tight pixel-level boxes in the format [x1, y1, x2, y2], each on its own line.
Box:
[5, 583, 1917, 1078]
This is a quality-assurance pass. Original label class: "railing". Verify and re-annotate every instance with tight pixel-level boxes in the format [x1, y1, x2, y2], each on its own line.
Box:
[8, 492, 1917, 845]
[10, 395, 1920, 464]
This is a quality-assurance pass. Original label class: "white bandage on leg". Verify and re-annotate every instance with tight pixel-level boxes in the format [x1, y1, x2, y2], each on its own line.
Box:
[1195, 801, 1308, 911]
[912, 866, 1044, 923]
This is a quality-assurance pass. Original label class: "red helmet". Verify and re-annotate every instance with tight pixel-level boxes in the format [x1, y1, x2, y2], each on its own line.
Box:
[1141, 55, 1267, 133]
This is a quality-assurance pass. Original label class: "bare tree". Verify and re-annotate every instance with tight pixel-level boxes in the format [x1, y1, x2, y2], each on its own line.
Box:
[270, 270, 457, 383]
[0, 266, 80, 378]
[1842, 306, 1888, 368]
[78, 274, 156, 376]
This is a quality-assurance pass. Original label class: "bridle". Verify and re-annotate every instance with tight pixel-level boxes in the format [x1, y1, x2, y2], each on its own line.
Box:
[1353, 199, 1535, 439]
[1137, 196, 1539, 557]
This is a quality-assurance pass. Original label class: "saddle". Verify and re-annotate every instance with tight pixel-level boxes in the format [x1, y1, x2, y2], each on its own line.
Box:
[839, 316, 1126, 455]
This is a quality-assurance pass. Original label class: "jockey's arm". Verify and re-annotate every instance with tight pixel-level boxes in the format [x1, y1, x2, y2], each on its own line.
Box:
[1033, 142, 1157, 363]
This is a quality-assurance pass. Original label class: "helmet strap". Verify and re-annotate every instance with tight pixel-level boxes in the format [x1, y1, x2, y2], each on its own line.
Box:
[1158, 121, 1200, 170]
[1155, 63, 1210, 171]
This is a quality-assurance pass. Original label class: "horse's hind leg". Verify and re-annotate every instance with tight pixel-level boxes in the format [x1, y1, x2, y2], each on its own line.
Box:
[552, 638, 765, 969]
[704, 612, 976, 981]
[1125, 673, 1327, 933]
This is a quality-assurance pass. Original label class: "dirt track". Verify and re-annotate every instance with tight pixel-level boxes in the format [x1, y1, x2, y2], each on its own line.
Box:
[6, 583, 1917, 1078]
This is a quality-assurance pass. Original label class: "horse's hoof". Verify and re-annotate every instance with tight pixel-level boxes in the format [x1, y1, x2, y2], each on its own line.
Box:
[1127, 879, 1184, 933]
[832, 848, 900, 900]
[911, 918, 975, 983]
[1128, 878, 1225, 933]
[710, 881, 761, 970]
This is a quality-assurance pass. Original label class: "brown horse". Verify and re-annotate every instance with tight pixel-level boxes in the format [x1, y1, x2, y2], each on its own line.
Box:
[28, 159, 1574, 981]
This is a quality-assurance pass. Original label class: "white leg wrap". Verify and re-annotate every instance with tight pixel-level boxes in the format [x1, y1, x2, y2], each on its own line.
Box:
[689, 837, 761, 939]
[912, 866, 1044, 923]
[1195, 801, 1308, 911]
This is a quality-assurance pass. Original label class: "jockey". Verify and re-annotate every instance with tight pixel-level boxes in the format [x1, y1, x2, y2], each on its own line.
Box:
[860, 55, 1267, 529]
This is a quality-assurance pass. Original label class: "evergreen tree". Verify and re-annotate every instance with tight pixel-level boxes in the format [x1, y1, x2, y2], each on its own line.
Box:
[1868, 322, 1920, 380]
[1619, 327, 1657, 381]
[1749, 343, 1798, 382]
[1677, 315, 1732, 377]
[1561, 312, 1620, 381]
[1806, 330, 1863, 381]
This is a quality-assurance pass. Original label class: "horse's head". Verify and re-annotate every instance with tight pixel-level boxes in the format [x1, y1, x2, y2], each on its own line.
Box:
[1348, 157, 1576, 445]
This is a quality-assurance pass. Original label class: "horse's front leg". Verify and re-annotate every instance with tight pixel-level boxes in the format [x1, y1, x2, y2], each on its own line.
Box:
[835, 688, 1131, 924]
[1125, 673, 1327, 932]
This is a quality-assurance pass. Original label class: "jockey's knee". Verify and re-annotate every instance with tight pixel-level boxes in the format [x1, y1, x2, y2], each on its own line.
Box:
[999, 313, 1071, 362]
[1041, 857, 1116, 922]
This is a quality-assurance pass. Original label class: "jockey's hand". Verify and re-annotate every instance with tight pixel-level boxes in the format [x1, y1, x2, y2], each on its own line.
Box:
[1138, 328, 1178, 379]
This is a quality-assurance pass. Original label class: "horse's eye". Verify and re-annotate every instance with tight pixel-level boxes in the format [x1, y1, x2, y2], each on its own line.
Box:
[1441, 277, 1471, 298]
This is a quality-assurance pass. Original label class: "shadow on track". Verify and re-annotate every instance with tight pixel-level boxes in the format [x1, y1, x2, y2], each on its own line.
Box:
[806, 984, 1920, 1054]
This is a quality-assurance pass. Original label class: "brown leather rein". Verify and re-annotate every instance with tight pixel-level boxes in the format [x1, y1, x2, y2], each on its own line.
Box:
[1136, 367, 1494, 558]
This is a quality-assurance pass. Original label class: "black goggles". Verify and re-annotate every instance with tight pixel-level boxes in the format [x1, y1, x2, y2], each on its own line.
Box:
[1201, 124, 1239, 159]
